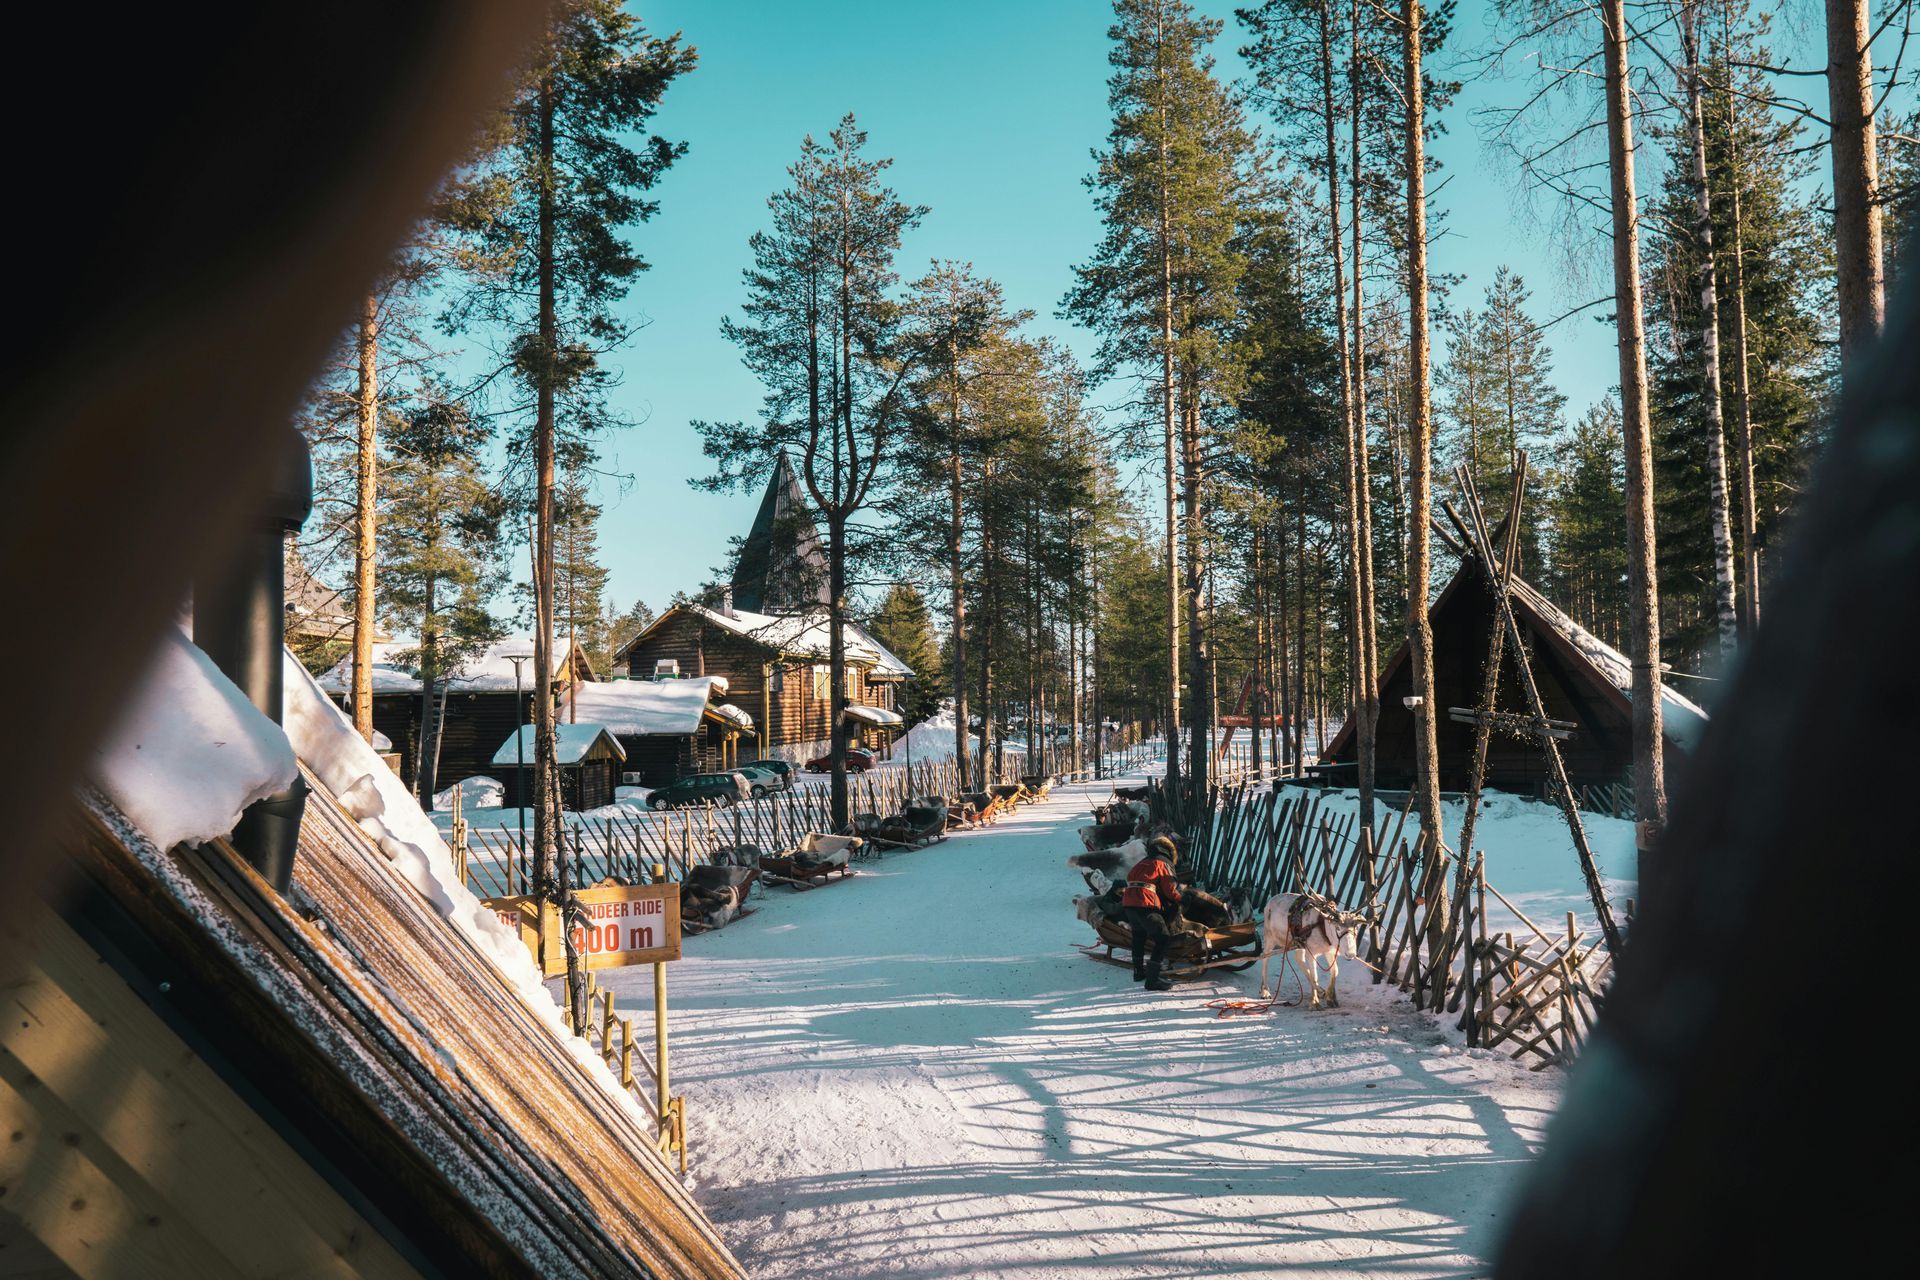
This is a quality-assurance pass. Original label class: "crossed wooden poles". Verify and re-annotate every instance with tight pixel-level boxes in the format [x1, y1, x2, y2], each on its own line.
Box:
[1433, 456, 1624, 956]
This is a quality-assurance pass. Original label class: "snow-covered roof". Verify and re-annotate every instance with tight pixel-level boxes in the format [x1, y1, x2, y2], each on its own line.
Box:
[844, 704, 905, 728]
[491, 721, 627, 767]
[1509, 578, 1710, 749]
[92, 629, 300, 850]
[634, 604, 913, 677]
[568, 677, 751, 737]
[315, 636, 586, 695]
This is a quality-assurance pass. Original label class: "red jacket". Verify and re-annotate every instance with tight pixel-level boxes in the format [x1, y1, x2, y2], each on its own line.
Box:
[1121, 856, 1179, 911]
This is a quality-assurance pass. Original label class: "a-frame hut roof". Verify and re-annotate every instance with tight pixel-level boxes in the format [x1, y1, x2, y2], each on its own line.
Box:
[1324, 562, 1707, 793]
[730, 451, 829, 613]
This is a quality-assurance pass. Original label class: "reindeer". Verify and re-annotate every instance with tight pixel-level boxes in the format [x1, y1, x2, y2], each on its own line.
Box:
[1256, 890, 1376, 1009]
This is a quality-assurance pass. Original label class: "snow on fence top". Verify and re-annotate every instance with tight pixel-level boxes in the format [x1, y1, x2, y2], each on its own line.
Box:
[93, 627, 299, 850]
[569, 676, 748, 736]
[314, 636, 583, 695]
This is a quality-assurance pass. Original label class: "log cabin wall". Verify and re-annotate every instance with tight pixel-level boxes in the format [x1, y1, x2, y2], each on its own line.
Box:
[619, 611, 881, 760]
[350, 690, 535, 793]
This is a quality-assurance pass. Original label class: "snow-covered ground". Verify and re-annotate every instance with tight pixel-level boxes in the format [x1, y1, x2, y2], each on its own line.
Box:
[1266, 785, 1637, 938]
[602, 776, 1561, 1278]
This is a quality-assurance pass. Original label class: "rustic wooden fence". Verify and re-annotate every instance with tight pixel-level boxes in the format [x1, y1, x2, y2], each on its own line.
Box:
[459, 755, 975, 897]
[458, 736, 1172, 900]
[1164, 779, 1611, 1069]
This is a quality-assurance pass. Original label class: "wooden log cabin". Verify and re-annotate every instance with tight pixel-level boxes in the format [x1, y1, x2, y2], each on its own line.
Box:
[316, 637, 594, 797]
[491, 721, 627, 810]
[1321, 561, 1708, 796]
[612, 603, 910, 763]
[570, 677, 754, 787]
[612, 451, 912, 763]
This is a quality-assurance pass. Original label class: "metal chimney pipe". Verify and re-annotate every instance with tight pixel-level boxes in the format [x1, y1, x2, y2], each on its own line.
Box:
[195, 426, 313, 892]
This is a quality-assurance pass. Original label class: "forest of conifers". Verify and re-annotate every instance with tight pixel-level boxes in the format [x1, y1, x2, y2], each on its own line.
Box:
[291, 0, 1912, 845]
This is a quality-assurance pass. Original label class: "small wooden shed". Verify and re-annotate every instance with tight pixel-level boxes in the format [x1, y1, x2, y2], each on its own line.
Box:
[492, 722, 627, 811]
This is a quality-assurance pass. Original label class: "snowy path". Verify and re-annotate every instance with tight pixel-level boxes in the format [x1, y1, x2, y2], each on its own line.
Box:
[609, 779, 1558, 1279]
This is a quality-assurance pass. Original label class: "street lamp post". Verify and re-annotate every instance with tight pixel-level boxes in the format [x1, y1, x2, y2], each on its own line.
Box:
[505, 651, 534, 868]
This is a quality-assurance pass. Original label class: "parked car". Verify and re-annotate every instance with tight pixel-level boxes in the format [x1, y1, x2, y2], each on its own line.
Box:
[648, 773, 746, 809]
[738, 759, 794, 792]
[733, 763, 787, 797]
[804, 748, 875, 774]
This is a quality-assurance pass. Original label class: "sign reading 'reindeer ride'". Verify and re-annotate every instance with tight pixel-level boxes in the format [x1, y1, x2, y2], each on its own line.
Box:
[486, 883, 682, 977]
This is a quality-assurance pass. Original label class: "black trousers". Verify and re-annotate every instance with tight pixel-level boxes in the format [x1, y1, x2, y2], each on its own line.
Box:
[1125, 905, 1172, 975]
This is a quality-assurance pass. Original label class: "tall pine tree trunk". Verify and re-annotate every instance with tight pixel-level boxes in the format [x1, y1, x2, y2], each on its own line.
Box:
[1183, 381, 1211, 798]
[828, 512, 850, 829]
[948, 341, 971, 790]
[351, 292, 379, 743]
[1682, 1, 1739, 658]
[1160, 135, 1182, 787]
[532, 72, 559, 911]
[1318, 0, 1374, 836]
[1601, 0, 1669, 833]
[1352, 0, 1380, 842]
[1722, 1, 1763, 630]
[1827, 0, 1885, 374]
[1403, 0, 1446, 857]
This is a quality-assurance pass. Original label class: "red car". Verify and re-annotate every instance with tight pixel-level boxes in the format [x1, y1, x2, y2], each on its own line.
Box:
[805, 748, 875, 773]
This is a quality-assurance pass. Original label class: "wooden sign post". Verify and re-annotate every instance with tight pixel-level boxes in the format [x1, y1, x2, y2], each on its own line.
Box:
[485, 882, 682, 979]
[484, 876, 688, 1169]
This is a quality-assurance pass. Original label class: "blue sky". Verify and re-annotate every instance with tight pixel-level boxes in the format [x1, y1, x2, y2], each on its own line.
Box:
[570, 0, 1795, 617]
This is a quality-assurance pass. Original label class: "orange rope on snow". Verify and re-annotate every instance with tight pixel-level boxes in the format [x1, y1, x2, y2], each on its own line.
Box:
[1204, 997, 1288, 1018]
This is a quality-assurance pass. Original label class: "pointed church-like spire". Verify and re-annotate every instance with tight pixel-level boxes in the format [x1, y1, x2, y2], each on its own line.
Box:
[731, 450, 830, 613]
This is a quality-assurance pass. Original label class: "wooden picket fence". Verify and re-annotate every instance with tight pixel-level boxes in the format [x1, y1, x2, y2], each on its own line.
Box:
[458, 734, 1171, 901]
[1164, 778, 1612, 1069]
[458, 755, 980, 897]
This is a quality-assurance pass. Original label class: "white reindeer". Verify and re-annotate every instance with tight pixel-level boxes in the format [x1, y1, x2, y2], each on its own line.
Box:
[1256, 891, 1374, 1008]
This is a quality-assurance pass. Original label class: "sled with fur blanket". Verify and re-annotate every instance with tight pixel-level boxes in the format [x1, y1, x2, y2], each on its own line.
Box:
[873, 799, 948, 850]
[759, 832, 860, 890]
[1078, 916, 1263, 979]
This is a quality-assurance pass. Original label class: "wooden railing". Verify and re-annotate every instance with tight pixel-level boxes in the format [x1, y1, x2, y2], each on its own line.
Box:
[1162, 778, 1612, 1069]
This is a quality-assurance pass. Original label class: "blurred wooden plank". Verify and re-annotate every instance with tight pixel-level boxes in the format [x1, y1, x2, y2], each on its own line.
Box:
[1, 909, 410, 1279]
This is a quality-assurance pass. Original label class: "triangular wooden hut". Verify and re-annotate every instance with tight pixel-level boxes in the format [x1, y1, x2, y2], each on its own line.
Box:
[1322, 562, 1707, 797]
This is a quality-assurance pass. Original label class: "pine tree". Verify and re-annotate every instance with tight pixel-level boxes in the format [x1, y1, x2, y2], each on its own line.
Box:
[900, 263, 1030, 788]
[553, 462, 611, 678]
[867, 584, 944, 728]
[379, 392, 507, 802]
[444, 1, 693, 931]
[1438, 267, 1564, 572]
[1066, 0, 1255, 798]
[696, 116, 925, 829]
[605, 597, 655, 667]
[1647, 7, 1832, 670]
[1542, 401, 1630, 645]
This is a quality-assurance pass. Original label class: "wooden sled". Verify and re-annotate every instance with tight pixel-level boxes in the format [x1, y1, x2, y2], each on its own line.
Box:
[869, 802, 948, 851]
[683, 907, 756, 935]
[1019, 773, 1053, 802]
[987, 782, 1029, 809]
[1078, 917, 1263, 980]
[680, 863, 759, 932]
[948, 790, 998, 832]
[760, 833, 860, 890]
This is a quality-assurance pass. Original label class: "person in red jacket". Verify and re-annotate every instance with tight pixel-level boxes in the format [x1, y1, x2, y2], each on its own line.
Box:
[1120, 835, 1183, 991]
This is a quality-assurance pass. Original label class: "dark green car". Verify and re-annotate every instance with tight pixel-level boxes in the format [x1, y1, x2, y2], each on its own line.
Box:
[648, 773, 747, 809]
